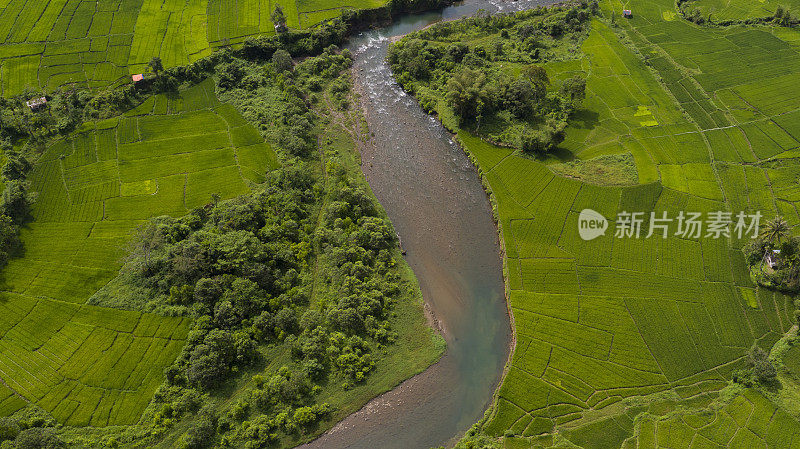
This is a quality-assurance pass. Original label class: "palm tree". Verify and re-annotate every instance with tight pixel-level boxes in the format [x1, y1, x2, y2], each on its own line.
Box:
[759, 215, 791, 270]
[761, 215, 791, 246]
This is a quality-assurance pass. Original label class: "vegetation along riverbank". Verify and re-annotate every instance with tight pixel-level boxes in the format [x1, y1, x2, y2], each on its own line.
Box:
[391, 0, 800, 447]
[0, 12, 444, 449]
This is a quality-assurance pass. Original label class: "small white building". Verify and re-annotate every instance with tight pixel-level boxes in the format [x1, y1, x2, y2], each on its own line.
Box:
[765, 249, 781, 269]
[25, 97, 47, 110]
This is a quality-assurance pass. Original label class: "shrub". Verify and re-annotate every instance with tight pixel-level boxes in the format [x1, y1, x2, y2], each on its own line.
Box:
[0, 418, 19, 442]
[14, 428, 64, 449]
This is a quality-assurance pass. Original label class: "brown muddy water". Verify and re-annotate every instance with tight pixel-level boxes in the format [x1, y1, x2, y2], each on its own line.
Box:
[301, 1, 551, 447]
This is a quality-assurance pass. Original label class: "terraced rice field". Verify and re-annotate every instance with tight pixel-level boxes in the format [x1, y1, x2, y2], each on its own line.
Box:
[0, 0, 386, 95]
[690, 0, 800, 22]
[0, 79, 278, 426]
[524, 388, 800, 449]
[437, 9, 800, 445]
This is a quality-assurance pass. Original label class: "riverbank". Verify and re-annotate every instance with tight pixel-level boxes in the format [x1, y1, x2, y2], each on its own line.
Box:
[300, 3, 531, 441]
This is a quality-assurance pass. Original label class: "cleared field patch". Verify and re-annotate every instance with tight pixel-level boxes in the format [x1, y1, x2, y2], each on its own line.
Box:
[0, 80, 277, 426]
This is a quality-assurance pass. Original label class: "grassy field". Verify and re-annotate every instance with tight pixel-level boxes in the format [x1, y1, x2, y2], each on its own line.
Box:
[393, 4, 800, 447]
[0, 0, 386, 95]
[0, 78, 278, 427]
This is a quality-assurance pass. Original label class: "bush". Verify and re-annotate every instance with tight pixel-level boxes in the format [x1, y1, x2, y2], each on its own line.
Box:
[519, 120, 566, 155]
[14, 428, 64, 449]
[0, 418, 19, 442]
[180, 409, 216, 448]
[272, 49, 293, 73]
[744, 238, 770, 266]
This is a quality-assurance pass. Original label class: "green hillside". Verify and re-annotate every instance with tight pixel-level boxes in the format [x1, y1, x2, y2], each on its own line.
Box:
[390, 3, 800, 448]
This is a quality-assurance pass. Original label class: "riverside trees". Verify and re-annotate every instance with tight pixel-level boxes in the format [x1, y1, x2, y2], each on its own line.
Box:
[388, 3, 592, 156]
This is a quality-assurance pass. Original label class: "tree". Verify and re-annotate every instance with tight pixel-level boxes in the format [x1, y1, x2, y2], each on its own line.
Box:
[0, 215, 20, 268]
[690, 8, 704, 23]
[1, 180, 36, 224]
[179, 409, 216, 448]
[272, 6, 287, 33]
[743, 237, 770, 266]
[149, 56, 163, 75]
[519, 119, 566, 155]
[504, 78, 535, 118]
[519, 128, 550, 155]
[748, 344, 777, 383]
[522, 65, 549, 104]
[293, 406, 317, 427]
[216, 60, 246, 89]
[0, 417, 19, 442]
[272, 49, 293, 73]
[523, 65, 549, 87]
[446, 68, 488, 122]
[14, 427, 65, 449]
[126, 221, 164, 274]
[776, 6, 793, 26]
[760, 215, 791, 247]
[560, 75, 587, 110]
[1, 152, 31, 181]
[210, 192, 221, 206]
[187, 338, 233, 389]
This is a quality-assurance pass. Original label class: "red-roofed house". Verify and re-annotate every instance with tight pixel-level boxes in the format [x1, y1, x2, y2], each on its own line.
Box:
[132, 74, 144, 83]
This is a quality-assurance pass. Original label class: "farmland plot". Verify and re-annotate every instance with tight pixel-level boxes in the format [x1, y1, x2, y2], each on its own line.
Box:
[393, 5, 800, 444]
[623, 389, 800, 449]
[496, 7, 800, 445]
[0, 79, 277, 425]
[0, 0, 144, 95]
[0, 0, 387, 94]
[474, 120, 797, 441]
[691, 0, 800, 21]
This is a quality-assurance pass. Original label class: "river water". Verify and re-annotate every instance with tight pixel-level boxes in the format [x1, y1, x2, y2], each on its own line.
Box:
[302, 1, 548, 447]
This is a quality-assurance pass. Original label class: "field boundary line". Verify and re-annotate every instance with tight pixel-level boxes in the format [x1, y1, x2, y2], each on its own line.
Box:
[484, 150, 515, 173]
[668, 355, 746, 387]
[621, 299, 668, 379]
[182, 173, 188, 209]
[524, 335, 666, 376]
[0, 372, 30, 406]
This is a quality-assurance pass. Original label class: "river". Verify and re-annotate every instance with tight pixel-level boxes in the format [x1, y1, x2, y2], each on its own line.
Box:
[301, 1, 548, 447]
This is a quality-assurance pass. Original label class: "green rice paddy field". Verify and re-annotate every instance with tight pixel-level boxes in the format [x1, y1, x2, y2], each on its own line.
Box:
[397, 2, 800, 447]
[689, 0, 800, 22]
[0, 0, 386, 96]
[0, 78, 278, 427]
